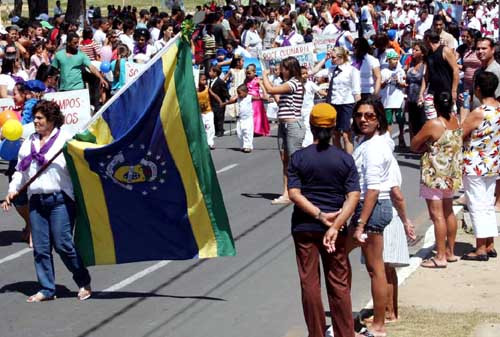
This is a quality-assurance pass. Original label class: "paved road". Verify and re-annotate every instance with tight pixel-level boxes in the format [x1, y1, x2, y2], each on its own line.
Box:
[0, 125, 428, 337]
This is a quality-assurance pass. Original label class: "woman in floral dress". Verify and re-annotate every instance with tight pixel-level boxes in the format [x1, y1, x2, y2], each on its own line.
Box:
[411, 92, 463, 268]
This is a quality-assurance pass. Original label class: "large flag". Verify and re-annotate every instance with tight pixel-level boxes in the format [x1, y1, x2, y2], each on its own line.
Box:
[63, 37, 235, 266]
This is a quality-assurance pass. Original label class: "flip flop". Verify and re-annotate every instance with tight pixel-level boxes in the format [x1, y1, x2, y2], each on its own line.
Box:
[421, 257, 446, 269]
[271, 196, 292, 205]
[446, 256, 459, 263]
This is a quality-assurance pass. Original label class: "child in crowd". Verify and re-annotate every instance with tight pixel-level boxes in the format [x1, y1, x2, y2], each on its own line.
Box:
[196, 73, 215, 149]
[29, 41, 49, 80]
[380, 50, 407, 148]
[208, 65, 229, 137]
[301, 66, 326, 147]
[224, 84, 254, 153]
[224, 55, 246, 118]
[110, 44, 130, 95]
[244, 64, 269, 136]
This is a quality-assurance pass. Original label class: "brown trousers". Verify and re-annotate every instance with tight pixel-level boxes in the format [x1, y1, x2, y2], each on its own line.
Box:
[293, 231, 354, 337]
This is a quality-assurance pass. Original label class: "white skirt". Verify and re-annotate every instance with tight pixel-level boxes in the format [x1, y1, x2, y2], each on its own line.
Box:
[361, 208, 410, 268]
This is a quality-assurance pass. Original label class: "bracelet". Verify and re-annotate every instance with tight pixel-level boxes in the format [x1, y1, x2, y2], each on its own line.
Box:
[315, 210, 322, 220]
[357, 218, 366, 226]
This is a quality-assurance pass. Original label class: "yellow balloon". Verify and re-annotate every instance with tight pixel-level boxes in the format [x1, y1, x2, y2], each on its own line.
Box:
[2, 119, 23, 141]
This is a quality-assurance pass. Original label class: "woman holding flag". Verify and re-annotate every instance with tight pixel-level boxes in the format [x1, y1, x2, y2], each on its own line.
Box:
[1, 100, 92, 302]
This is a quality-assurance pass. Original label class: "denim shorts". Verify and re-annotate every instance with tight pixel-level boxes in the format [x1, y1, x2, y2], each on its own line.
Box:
[277, 120, 305, 157]
[350, 199, 393, 234]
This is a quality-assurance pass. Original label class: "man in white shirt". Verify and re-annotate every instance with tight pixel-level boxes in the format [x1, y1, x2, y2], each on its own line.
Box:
[92, 18, 109, 49]
[415, 9, 433, 38]
[464, 7, 481, 31]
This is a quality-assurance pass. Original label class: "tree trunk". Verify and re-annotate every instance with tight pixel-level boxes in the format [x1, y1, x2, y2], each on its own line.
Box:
[27, 0, 48, 19]
[12, 0, 23, 17]
[66, 0, 86, 23]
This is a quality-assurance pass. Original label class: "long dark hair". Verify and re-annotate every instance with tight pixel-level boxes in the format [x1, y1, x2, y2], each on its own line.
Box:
[434, 91, 453, 120]
[353, 37, 371, 62]
[311, 126, 334, 151]
[280, 56, 303, 84]
[351, 95, 388, 135]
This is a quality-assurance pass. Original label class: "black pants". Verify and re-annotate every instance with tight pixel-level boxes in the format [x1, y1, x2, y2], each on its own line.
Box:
[213, 105, 225, 135]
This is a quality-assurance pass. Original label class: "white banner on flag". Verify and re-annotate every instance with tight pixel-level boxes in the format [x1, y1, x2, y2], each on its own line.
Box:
[125, 62, 147, 83]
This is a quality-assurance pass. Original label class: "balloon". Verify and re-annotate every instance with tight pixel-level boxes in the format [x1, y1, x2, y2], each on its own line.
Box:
[2, 119, 23, 141]
[0, 139, 21, 160]
[101, 46, 113, 62]
[0, 109, 18, 127]
[100, 61, 111, 73]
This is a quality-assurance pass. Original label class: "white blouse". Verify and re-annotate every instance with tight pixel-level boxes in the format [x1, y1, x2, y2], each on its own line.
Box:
[328, 63, 361, 105]
[9, 128, 74, 199]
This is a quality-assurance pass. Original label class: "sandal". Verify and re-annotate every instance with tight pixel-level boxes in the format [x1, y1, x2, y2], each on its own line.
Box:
[421, 257, 447, 269]
[270, 196, 292, 205]
[26, 292, 56, 303]
[78, 285, 92, 301]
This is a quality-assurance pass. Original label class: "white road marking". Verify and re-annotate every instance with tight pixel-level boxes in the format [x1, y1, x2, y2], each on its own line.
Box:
[0, 247, 31, 265]
[216, 163, 238, 174]
[101, 260, 171, 293]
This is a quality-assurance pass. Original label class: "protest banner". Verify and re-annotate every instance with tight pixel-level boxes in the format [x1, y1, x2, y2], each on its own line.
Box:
[259, 43, 315, 71]
[0, 98, 15, 112]
[44, 89, 91, 136]
[126, 62, 148, 83]
[313, 33, 342, 53]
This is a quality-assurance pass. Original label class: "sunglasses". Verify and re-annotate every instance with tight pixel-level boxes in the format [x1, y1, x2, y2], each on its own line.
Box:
[354, 112, 377, 121]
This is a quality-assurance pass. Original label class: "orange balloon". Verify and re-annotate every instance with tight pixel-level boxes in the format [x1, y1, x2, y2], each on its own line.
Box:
[0, 110, 18, 127]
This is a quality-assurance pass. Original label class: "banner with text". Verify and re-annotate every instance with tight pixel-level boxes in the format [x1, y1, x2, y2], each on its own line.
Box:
[126, 62, 148, 83]
[259, 43, 315, 71]
[313, 33, 342, 53]
[44, 89, 91, 135]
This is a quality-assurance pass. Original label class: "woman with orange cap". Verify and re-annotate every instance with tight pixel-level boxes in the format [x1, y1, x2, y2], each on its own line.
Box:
[288, 103, 360, 337]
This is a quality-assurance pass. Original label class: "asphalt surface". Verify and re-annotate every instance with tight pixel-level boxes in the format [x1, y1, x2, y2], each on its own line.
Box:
[0, 123, 429, 337]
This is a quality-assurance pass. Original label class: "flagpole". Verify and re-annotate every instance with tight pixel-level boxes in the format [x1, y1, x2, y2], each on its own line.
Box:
[6, 34, 183, 202]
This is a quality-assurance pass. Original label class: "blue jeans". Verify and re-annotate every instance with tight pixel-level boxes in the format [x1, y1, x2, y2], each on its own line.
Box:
[29, 192, 91, 297]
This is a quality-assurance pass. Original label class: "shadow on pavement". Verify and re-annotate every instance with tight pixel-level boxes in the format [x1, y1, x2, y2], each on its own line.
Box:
[0, 230, 25, 246]
[0, 281, 226, 301]
[241, 193, 281, 200]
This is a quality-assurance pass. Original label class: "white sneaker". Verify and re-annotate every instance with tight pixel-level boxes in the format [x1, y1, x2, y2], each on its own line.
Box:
[326, 325, 334, 337]
[78, 285, 92, 301]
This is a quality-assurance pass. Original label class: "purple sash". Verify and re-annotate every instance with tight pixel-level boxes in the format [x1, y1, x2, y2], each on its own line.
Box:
[282, 31, 295, 47]
[19, 128, 61, 171]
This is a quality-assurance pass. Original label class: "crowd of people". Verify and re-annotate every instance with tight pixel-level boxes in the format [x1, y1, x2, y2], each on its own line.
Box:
[1, 0, 500, 337]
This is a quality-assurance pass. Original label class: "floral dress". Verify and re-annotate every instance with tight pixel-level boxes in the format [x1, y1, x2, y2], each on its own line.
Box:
[421, 118, 463, 191]
[463, 105, 500, 176]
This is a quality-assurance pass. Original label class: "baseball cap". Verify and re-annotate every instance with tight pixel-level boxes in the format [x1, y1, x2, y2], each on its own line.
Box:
[40, 21, 54, 30]
[310, 103, 337, 128]
[386, 50, 399, 59]
[35, 13, 50, 21]
[25, 80, 46, 93]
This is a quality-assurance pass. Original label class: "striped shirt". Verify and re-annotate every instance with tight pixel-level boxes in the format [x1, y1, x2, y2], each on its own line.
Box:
[278, 77, 304, 119]
[80, 41, 101, 61]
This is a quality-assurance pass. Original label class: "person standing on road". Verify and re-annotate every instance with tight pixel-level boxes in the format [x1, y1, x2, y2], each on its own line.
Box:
[348, 96, 393, 337]
[461, 71, 500, 261]
[262, 57, 305, 205]
[411, 92, 462, 268]
[288, 103, 360, 337]
[1, 100, 92, 302]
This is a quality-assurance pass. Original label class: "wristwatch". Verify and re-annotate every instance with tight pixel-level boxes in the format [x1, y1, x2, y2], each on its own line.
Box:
[357, 218, 366, 226]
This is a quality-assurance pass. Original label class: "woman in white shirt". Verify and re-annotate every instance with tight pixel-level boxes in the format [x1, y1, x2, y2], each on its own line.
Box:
[2, 100, 92, 302]
[352, 37, 381, 99]
[348, 96, 393, 337]
[241, 19, 262, 58]
[325, 46, 360, 152]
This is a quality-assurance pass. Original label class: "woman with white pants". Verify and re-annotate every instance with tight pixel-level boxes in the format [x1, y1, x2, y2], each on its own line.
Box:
[461, 71, 500, 261]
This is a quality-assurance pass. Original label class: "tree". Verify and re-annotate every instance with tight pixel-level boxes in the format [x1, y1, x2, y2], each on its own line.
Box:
[66, 0, 86, 23]
[27, 0, 48, 19]
[12, 0, 23, 17]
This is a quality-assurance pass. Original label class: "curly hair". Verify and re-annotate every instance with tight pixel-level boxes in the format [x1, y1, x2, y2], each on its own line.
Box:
[33, 100, 64, 128]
